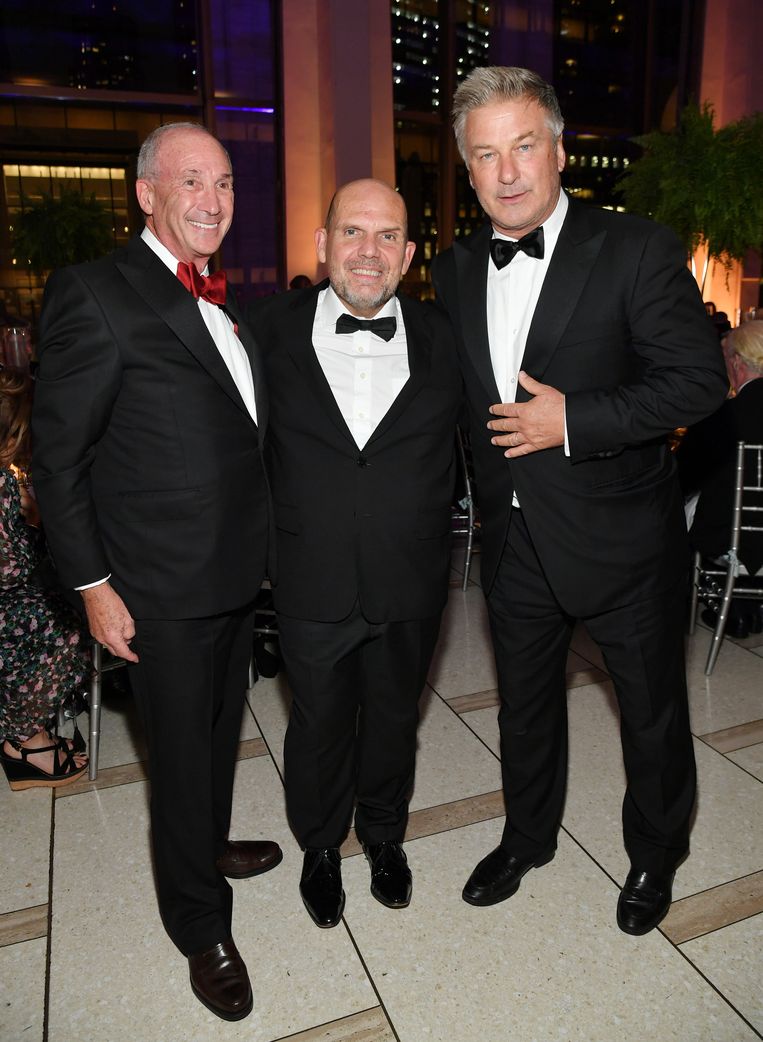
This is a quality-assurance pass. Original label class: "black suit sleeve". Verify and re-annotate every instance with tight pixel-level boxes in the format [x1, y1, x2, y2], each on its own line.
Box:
[32, 266, 122, 587]
[565, 223, 728, 458]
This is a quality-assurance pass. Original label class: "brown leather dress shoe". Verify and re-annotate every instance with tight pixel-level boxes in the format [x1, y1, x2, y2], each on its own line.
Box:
[188, 939, 252, 1021]
[216, 839, 283, 879]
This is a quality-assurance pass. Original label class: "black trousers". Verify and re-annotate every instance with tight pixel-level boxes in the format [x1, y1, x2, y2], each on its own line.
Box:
[277, 603, 442, 849]
[487, 510, 695, 875]
[127, 603, 255, 956]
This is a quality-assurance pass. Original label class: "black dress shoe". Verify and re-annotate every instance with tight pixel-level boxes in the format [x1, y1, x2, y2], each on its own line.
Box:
[188, 939, 252, 1021]
[462, 846, 555, 906]
[300, 847, 345, 928]
[363, 841, 412, 908]
[216, 839, 283, 879]
[617, 868, 674, 935]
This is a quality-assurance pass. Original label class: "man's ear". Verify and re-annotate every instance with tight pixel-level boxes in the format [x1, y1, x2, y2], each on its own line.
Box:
[135, 179, 153, 216]
[314, 227, 328, 264]
[401, 240, 417, 276]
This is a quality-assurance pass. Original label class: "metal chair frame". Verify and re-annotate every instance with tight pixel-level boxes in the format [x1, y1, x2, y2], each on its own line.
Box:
[451, 425, 479, 591]
[688, 441, 763, 674]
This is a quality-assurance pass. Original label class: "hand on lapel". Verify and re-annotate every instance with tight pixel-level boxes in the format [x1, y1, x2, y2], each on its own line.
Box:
[488, 371, 565, 458]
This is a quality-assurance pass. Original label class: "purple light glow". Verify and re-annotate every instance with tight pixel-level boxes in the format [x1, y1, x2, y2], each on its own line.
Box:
[215, 105, 274, 114]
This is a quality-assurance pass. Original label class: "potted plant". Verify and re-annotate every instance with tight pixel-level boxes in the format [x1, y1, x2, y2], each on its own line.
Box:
[617, 103, 763, 295]
[11, 189, 113, 275]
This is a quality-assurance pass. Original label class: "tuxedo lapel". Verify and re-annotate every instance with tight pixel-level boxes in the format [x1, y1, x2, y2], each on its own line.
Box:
[282, 282, 358, 446]
[226, 293, 267, 435]
[116, 237, 255, 422]
[454, 223, 500, 403]
[365, 293, 432, 448]
[519, 201, 606, 396]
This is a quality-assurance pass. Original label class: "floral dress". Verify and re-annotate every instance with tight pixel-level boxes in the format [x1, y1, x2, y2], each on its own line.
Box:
[0, 468, 88, 741]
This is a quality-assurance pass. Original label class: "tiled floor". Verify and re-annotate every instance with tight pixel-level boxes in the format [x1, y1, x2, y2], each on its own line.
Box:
[2, 552, 762, 1042]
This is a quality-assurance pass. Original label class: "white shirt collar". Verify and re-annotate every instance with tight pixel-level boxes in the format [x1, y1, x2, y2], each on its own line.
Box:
[318, 284, 399, 332]
[140, 226, 210, 277]
[491, 187, 569, 246]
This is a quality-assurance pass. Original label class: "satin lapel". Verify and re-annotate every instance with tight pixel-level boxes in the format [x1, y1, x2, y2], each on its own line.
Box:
[226, 293, 266, 434]
[116, 238, 253, 420]
[519, 203, 606, 396]
[364, 292, 431, 448]
[454, 224, 500, 402]
[283, 282, 357, 446]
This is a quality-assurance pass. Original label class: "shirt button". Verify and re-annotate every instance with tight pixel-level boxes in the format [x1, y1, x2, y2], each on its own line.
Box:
[360, 372, 367, 380]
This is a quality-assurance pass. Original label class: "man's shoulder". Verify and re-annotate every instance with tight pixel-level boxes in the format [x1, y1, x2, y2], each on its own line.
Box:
[567, 198, 677, 245]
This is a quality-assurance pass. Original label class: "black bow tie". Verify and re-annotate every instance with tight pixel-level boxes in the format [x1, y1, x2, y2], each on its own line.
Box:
[490, 227, 545, 269]
[335, 313, 397, 342]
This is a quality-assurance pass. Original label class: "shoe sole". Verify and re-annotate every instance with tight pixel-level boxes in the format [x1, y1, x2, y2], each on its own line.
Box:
[370, 886, 411, 909]
[301, 889, 346, 928]
[462, 849, 556, 907]
[190, 982, 253, 1021]
[617, 902, 671, 936]
[218, 848, 284, 879]
[6, 764, 89, 791]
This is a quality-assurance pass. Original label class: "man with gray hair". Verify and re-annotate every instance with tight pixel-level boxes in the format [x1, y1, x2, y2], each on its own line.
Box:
[33, 122, 280, 1020]
[432, 66, 727, 934]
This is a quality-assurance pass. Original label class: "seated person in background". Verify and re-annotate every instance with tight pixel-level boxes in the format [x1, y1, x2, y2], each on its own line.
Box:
[0, 368, 88, 789]
[678, 320, 763, 636]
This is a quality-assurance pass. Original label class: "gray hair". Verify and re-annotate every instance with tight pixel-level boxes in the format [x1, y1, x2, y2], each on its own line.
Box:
[726, 320, 763, 371]
[137, 122, 231, 180]
[452, 66, 564, 163]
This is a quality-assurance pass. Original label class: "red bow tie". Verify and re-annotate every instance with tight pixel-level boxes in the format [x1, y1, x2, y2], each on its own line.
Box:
[176, 261, 227, 305]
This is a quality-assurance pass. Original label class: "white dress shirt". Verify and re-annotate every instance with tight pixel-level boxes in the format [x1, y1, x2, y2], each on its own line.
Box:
[487, 189, 568, 404]
[486, 190, 569, 506]
[312, 286, 409, 449]
[141, 227, 258, 425]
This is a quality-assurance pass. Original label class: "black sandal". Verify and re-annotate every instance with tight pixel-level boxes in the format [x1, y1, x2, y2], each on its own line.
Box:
[0, 735, 88, 791]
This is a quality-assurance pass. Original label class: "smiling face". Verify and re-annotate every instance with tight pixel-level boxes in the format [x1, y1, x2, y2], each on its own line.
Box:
[135, 127, 233, 271]
[464, 96, 565, 238]
[315, 179, 416, 317]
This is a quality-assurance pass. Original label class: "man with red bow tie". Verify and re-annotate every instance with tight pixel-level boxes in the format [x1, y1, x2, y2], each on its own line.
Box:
[32, 122, 279, 1021]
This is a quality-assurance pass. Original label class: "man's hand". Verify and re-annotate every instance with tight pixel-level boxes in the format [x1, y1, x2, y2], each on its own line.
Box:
[80, 582, 139, 662]
[488, 371, 566, 458]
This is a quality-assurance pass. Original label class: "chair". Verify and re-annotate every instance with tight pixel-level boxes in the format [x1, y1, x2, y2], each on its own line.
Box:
[87, 641, 127, 780]
[688, 441, 763, 674]
[452, 425, 479, 591]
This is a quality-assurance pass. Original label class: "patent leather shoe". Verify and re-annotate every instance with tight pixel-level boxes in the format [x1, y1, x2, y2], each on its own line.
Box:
[462, 846, 555, 906]
[216, 839, 283, 879]
[363, 841, 412, 908]
[300, 847, 345, 928]
[188, 939, 252, 1021]
[617, 868, 674, 935]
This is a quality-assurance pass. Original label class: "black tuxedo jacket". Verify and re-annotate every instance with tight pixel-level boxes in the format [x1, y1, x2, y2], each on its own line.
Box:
[679, 377, 763, 575]
[431, 199, 728, 616]
[32, 235, 270, 619]
[248, 280, 463, 623]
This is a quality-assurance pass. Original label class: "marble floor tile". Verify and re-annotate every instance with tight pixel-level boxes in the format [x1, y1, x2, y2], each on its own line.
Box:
[681, 912, 763, 1034]
[427, 586, 497, 700]
[0, 902, 48, 947]
[728, 742, 763, 781]
[563, 682, 763, 898]
[48, 755, 376, 1042]
[0, 936, 46, 1042]
[686, 628, 763, 733]
[278, 1007, 395, 1041]
[341, 819, 758, 1042]
[663, 870, 763, 944]
[0, 782, 51, 915]
[700, 718, 763, 753]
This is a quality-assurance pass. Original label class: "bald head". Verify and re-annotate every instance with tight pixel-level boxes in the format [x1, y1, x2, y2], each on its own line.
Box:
[316, 179, 416, 318]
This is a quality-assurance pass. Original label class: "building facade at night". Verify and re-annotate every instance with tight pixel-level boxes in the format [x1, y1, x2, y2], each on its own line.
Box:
[0, 0, 759, 324]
